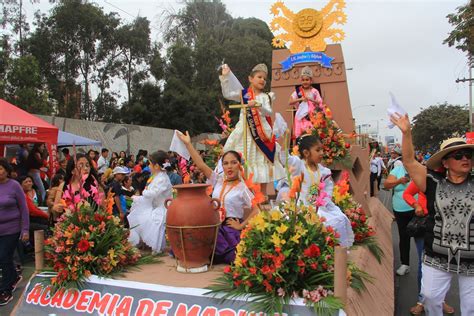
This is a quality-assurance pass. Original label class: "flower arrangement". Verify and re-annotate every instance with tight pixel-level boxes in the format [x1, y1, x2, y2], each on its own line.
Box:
[44, 192, 145, 290]
[308, 105, 351, 167]
[207, 199, 370, 315]
[333, 171, 384, 263]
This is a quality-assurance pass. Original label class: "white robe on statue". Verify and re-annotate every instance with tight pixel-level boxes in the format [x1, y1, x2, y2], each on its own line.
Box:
[220, 71, 285, 184]
[288, 156, 355, 247]
[128, 172, 172, 253]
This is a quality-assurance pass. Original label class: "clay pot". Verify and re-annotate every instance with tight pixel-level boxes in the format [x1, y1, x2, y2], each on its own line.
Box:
[165, 184, 220, 272]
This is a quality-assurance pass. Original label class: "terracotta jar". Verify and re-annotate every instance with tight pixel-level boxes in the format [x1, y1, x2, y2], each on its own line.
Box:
[165, 184, 220, 272]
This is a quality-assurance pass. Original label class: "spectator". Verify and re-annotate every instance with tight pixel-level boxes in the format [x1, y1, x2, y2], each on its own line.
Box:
[56, 152, 67, 177]
[46, 174, 65, 225]
[15, 144, 29, 176]
[110, 166, 129, 219]
[392, 113, 474, 315]
[88, 149, 98, 170]
[166, 162, 182, 186]
[387, 146, 403, 173]
[384, 153, 413, 276]
[26, 143, 47, 202]
[119, 151, 127, 159]
[61, 148, 71, 161]
[0, 158, 29, 306]
[17, 176, 49, 236]
[370, 151, 386, 197]
[111, 152, 119, 160]
[97, 148, 109, 175]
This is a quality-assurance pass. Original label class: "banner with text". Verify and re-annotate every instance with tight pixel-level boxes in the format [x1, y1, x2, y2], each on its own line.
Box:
[15, 274, 345, 316]
[280, 52, 334, 72]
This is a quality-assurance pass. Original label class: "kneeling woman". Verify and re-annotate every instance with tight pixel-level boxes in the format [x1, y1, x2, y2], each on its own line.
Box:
[178, 131, 258, 264]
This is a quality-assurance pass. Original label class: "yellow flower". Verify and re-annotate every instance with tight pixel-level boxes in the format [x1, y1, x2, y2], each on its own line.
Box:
[291, 233, 301, 244]
[271, 232, 286, 247]
[108, 249, 118, 267]
[251, 213, 269, 232]
[234, 255, 242, 267]
[295, 224, 308, 236]
[270, 210, 282, 221]
[236, 242, 246, 254]
[276, 224, 288, 234]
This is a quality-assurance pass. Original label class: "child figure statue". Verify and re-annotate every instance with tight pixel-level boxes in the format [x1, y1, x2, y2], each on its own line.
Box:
[289, 66, 323, 138]
[219, 63, 285, 184]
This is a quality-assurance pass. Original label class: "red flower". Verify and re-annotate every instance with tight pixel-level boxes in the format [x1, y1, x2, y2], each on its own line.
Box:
[245, 280, 252, 287]
[261, 265, 272, 275]
[275, 247, 281, 253]
[234, 280, 242, 287]
[77, 239, 90, 252]
[310, 262, 318, 270]
[249, 267, 257, 275]
[345, 143, 351, 148]
[303, 244, 321, 258]
[275, 277, 283, 283]
[262, 280, 273, 292]
[360, 215, 366, 222]
[94, 213, 105, 222]
[223, 266, 232, 274]
[351, 221, 357, 228]
[297, 259, 305, 267]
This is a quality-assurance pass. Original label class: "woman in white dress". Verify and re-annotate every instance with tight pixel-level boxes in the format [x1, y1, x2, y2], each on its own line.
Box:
[288, 134, 354, 247]
[128, 151, 172, 254]
[177, 131, 258, 264]
[219, 63, 285, 184]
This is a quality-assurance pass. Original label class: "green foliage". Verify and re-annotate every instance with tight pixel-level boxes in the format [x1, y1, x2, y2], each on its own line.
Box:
[444, 3, 474, 56]
[412, 103, 470, 151]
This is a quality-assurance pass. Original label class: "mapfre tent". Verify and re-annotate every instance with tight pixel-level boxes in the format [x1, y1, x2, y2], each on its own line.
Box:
[0, 99, 59, 173]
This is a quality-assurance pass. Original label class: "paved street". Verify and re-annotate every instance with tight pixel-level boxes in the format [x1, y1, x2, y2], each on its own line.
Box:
[378, 187, 461, 316]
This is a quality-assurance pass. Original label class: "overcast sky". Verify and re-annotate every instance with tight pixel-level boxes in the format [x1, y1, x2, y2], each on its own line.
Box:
[25, 0, 471, 143]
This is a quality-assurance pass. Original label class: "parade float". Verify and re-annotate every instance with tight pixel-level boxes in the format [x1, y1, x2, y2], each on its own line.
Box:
[13, 1, 394, 315]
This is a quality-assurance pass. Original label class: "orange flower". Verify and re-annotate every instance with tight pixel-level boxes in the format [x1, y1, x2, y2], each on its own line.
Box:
[222, 110, 232, 125]
[105, 191, 114, 215]
[289, 174, 303, 199]
[245, 173, 265, 207]
[201, 139, 219, 146]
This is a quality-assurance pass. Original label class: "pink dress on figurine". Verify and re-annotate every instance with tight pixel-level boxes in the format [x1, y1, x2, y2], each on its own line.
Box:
[291, 87, 323, 137]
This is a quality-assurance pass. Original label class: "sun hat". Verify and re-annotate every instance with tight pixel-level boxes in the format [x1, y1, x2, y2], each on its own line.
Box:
[112, 166, 130, 175]
[426, 137, 474, 170]
[392, 146, 402, 155]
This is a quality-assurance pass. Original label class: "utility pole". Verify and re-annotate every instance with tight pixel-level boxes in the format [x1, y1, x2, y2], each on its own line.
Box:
[455, 55, 473, 131]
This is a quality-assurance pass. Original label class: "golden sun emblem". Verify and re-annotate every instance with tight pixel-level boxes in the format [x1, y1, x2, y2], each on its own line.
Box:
[270, 0, 347, 53]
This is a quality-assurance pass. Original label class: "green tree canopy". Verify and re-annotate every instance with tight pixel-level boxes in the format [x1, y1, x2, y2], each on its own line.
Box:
[444, 2, 474, 56]
[412, 103, 470, 151]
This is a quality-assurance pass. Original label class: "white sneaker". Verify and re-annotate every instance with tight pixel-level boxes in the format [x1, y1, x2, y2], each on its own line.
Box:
[396, 264, 410, 276]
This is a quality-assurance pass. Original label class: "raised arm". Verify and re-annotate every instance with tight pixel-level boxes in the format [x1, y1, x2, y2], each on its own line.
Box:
[219, 65, 243, 102]
[390, 113, 427, 192]
[176, 131, 213, 179]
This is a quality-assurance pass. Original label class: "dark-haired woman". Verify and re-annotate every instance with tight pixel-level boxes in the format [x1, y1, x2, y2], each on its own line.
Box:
[288, 134, 354, 247]
[63, 154, 103, 210]
[178, 131, 258, 264]
[46, 174, 65, 224]
[0, 159, 29, 306]
[128, 150, 172, 254]
[26, 143, 47, 202]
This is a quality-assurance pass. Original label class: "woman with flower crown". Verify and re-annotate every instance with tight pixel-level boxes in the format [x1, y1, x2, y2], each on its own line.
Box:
[289, 66, 323, 138]
[128, 150, 172, 254]
[219, 63, 285, 184]
[288, 134, 354, 247]
[177, 131, 258, 264]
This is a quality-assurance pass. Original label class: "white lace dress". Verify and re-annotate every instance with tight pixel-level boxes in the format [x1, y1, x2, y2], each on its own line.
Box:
[288, 156, 355, 247]
[220, 71, 285, 184]
[128, 172, 172, 253]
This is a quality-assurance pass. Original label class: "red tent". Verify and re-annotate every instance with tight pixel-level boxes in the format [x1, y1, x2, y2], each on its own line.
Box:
[0, 99, 59, 174]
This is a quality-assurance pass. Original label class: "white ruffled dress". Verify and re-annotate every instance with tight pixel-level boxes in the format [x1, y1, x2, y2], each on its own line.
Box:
[128, 172, 172, 253]
[220, 72, 285, 184]
[288, 156, 355, 247]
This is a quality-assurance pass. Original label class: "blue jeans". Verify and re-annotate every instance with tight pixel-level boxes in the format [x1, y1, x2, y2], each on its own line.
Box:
[415, 237, 424, 302]
[0, 233, 20, 294]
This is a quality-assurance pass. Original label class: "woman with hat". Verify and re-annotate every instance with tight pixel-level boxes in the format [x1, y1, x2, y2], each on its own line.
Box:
[391, 113, 473, 316]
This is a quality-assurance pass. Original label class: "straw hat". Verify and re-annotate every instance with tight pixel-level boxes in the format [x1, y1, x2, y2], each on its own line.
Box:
[426, 137, 474, 170]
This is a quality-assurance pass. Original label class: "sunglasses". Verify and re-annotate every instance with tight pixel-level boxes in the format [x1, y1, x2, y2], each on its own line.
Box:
[445, 150, 473, 161]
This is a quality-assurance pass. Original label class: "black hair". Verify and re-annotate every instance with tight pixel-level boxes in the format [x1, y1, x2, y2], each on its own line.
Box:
[149, 150, 169, 167]
[64, 154, 99, 192]
[0, 158, 13, 174]
[51, 173, 64, 187]
[297, 135, 322, 159]
[62, 148, 69, 155]
[17, 175, 33, 186]
[101, 148, 109, 154]
[222, 150, 242, 163]
[87, 149, 95, 155]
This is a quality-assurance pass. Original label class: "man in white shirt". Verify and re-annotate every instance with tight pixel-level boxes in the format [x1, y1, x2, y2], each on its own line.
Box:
[370, 151, 386, 196]
[97, 148, 109, 175]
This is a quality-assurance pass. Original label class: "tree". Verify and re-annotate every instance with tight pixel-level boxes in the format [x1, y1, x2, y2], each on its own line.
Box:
[116, 16, 151, 103]
[444, 2, 474, 56]
[4, 55, 50, 114]
[412, 103, 470, 151]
